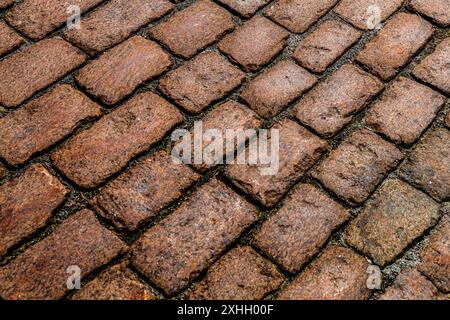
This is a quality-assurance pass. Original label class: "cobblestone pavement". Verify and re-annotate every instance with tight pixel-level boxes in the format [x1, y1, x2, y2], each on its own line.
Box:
[0, 0, 448, 300]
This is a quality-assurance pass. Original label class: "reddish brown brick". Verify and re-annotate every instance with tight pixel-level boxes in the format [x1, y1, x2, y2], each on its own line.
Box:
[91, 151, 200, 232]
[76, 36, 171, 105]
[185, 100, 263, 171]
[0, 21, 24, 57]
[410, 0, 450, 27]
[412, 38, 450, 95]
[380, 269, 444, 300]
[265, 0, 338, 33]
[4, 0, 104, 40]
[149, 0, 234, 59]
[240, 59, 317, 118]
[131, 179, 258, 296]
[399, 128, 450, 202]
[0, 37, 86, 108]
[71, 264, 156, 300]
[0, 164, 68, 258]
[254, 184, 350, 273]
[159, 51, 245, 114]
[0, 85, 102, 166]
[366, 77, 446, 145]
[219, 15, 289, 72]
[52, 92, 182, 189]
[334, 0, 403, 30]
[357, 13, 433, 80]
[312, 129, 403, 206]
[278, 246, 371, 300]
[293, 20, 361, 73]
[345, 179, 440, 266]
[418, 215, 450, 292]
[0, 209, 127, 300]
[64, 0, 173, 55]
[446, 112, 450, 129]
[225, 119, 328, 208]
[0, 0, 15, 9]
[294, 64, 383, 138]
[218, 0, 270, 17]
[188, 246, 283, 300]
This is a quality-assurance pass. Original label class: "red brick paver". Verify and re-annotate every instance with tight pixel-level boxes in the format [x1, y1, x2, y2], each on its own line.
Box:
[312, 129, 403, 205]
[357, 12, 433, 80]
[91, 151, 200, 232]
[0, 85, 102, 166]
[64, 0, 173, 55]
[293, 20, 361, 73]
[345, 179, 440, 266]
[293, 64, 383, 138]
[277, 246, 372, 300]
[188, 246, 283, 300]
[149, 0, 234, 59]
[226, 119, 328, 207]
[418, 215, 450, 293]
[76, 36, 171, 105]
[4, 0, 104, 40]
[365, 77, 446, 145]
[52, 92, 182, 189]
[0, 37, 86, 108]
[0, 21, 24, 57]
[410, 0, 450, 27]
[159, 51, 245, 113]
[0, 0, 15, 9]
[0, 209, 127, 300]
[380, 269, 444, 300]
[253, 183, 350, 273]
[265, 0, 338, 33]
[240, 59, 317, 118]
[0, 164, 68, 258]
[219, 15, 289, 71]
[132, 179, 258, 296]
[71, 264, 156, 300]
[218, 0, 270, 17]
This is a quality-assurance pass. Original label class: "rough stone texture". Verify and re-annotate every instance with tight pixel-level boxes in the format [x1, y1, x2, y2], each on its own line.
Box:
[0, 0, 15, 9]
[131, 179, 258, 297]
[0, 37, 86, 108]
[225, 119, 328, 208]
[71, 264, 156, 300]
[76, 36, 171, 105]
[149, 0, 234, 58]
[240, 59, 317, 118]
[0, 85, 102, 166]
[0, 164, 68, 258]
[399, 128, 450, 202]
[0, 166, 6, 180]
[51, 92, 182, 189]
[293, 20, 361, 73]
[277, 246, 371, 300]
[412, 37, 450, 95]
[410, 0, 450, 27]
[293, 64, 383, 138]
[265, 0, 338, 33]
[380, 269, 444, 300]
[4, 0, 104, 40]
[186, 100, 263, 171]
[91, 151, 200, 232]
[253, 184, 350, 273]
[312, 129, 403, 206]
[446, 112, 450, 129]
[345, 179, 441, 267]
[357, 13, 433, 80]
[0, 21, 24, 57]
[334, 0, 403, 30]
[159, 51, 245, 114]
[365, 77, 446, 145]
[188, 246, 284, 300]
[219, 15, 289, 71]
[64, 0, 173, 55]
[418, 215, 450, 293]
[218, 0, 270, 17]
[0, 209, 127, 300]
